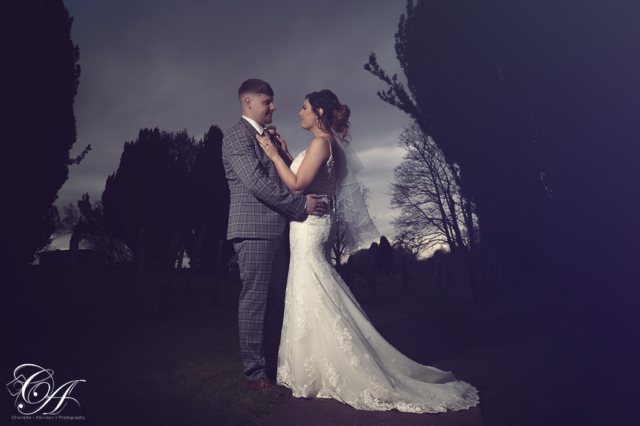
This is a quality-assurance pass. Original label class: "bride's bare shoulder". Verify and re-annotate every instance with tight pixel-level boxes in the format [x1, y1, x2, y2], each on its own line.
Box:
[306, 136, 331, 159]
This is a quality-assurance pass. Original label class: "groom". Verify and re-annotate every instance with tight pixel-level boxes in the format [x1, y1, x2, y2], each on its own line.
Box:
[222, 79, 327, 397]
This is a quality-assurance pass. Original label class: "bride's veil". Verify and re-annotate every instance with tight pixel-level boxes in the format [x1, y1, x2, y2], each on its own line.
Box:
[332, 132, 380, 250]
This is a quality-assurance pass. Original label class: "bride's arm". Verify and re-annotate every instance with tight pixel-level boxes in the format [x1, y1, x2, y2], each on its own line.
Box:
[274, 134, 294, 162]
[257, 136, 330, 194]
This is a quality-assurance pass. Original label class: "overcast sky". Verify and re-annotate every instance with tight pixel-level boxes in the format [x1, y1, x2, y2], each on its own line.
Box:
[54, 0, 413, 248]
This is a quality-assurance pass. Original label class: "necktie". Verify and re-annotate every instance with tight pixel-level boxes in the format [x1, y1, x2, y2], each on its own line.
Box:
[263, 128, 280, 152]
[262, 128, 273, 143]
[263, 129, 288, 164]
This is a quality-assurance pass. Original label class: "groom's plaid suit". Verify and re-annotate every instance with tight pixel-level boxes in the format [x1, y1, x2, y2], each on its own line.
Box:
[222, 118, 306, 382]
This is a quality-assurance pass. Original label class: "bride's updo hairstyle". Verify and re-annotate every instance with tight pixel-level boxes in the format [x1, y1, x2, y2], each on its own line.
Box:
[306, 90, 351, 143]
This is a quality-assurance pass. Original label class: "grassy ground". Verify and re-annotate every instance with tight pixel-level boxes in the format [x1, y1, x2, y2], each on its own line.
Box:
[349, 271, 606, 426]
[5, 266, 627, 425]
[4, 266, 289, 426]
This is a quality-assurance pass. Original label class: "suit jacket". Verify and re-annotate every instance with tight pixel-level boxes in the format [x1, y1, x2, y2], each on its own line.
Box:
[222, 118, 306, 240]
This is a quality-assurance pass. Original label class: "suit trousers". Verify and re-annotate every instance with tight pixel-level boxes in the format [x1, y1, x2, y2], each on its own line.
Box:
[233, 231, 289, 382]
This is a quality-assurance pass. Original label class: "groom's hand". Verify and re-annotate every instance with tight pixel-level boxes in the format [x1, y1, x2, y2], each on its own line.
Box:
[306, 194, 328, 216]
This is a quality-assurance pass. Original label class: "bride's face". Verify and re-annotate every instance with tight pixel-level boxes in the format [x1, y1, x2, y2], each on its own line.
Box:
[299, 98, 318, 131]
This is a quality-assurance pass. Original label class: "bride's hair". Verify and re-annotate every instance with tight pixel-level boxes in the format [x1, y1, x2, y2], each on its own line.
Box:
[306, 90, 351, 142]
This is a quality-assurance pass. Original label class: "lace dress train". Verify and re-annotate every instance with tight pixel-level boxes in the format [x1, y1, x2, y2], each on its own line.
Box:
[276, 144, 479, 413]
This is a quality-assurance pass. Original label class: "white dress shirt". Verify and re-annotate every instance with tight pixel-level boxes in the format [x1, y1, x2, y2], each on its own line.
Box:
[242, 115, 265, 135]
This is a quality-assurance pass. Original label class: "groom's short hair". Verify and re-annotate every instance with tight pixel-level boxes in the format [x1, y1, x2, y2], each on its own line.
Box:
[238, 79, 274, 102]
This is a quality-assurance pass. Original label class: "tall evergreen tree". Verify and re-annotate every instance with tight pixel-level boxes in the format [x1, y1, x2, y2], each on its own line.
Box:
[366, 0, 640, 309]
[186, 125, 230, 271]
[367, 4, 640, 419]
[377, 236, 394, 276]
[102, 126, 230, 265]
[3, 0, 88, 266]
[102, 128, 198, 262]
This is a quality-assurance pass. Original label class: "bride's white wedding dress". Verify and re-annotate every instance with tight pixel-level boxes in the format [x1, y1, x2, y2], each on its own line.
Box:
[276, 139, 480, 413]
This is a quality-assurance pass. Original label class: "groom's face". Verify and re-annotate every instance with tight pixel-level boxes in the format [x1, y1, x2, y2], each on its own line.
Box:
[250, 93, 276, 127]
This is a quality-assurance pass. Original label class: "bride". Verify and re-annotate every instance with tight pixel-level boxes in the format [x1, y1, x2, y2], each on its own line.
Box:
[256, 90, 479, 413]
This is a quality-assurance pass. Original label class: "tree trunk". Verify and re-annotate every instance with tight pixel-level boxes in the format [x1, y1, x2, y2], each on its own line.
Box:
[429, 166, 455, 248]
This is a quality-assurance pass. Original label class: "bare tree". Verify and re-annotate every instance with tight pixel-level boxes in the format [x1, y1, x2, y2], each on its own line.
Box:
[390, 123, 477, 254]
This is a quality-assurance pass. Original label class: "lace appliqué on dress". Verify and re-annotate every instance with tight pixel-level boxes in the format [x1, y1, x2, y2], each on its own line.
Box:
[277, 145, 480, 413]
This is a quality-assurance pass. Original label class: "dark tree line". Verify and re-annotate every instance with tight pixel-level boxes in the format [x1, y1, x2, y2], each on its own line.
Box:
[3, 0, 88, 267]
[101, 125, 230, 268]
[186, 126, 231, 270]
[367, 3, 639, 419]
[367, 0, 640, 314]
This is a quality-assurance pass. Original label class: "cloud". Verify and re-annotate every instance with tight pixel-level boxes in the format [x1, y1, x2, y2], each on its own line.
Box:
[59, 0, 411, 239]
